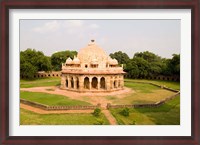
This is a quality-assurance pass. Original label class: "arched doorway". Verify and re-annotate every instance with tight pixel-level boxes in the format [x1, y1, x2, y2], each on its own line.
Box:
[76, 77, 79, 89]
[84, 77, 89, 89]
[66, 79, 68, 88]
[71, 77, 74, 88]
[92, 77, 98, 89]
[114, 80, 117, 88]
[100, 77, 105, 89]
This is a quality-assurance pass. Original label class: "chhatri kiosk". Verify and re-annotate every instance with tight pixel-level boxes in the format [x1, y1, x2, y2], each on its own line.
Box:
[60, 40, 126, 92]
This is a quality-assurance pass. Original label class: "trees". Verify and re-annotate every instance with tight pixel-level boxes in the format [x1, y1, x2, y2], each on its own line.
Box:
[109, 51, 130, 65]
[20, 49, 52, 79]
[51, 50, 77, 71]
[124, 51, 180, 78]
[161, 54, 180, 76]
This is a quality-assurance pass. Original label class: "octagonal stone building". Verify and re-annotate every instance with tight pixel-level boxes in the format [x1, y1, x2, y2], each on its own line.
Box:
[60, 40, 126, 92]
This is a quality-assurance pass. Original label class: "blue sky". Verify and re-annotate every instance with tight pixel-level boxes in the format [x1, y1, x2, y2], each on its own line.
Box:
[20, 19, 180, 58]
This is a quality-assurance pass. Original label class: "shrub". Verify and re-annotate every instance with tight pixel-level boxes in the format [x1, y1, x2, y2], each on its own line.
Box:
[121, 107, 130, 116]
[130, 120, 136, 125]
[93, 108, 101, 117]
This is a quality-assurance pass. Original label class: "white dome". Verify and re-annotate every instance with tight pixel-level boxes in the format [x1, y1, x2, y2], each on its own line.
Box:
[66, 57, 73, 64]
[108, 58, 118, 65]
[91, 58, 98, 64]
[73, 56, 80, 64]
[77, 40, 108, 64]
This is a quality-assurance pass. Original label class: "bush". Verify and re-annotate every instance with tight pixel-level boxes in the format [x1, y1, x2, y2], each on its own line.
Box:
[121, 107, 130, 116]
[93, 108, 101, 117]
[130, 120, 136, 125]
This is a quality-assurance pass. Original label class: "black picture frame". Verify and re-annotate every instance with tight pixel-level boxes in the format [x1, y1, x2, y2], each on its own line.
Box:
[0, 0, 199, 145]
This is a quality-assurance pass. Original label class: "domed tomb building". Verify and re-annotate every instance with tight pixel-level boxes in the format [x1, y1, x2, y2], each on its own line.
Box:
[60, 40, 126, 92]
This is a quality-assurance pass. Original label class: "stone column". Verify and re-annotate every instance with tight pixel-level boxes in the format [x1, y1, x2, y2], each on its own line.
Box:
[79, 76, 84, 91]
[74, 77, 77, 89]
[61, 76, 65, 89]
[115, 79, 118, 88]
[97, 77, 100, 90]
[68, 77, 71, 89]
[121, 75, 124, 88]
[89, 77, 92, 90]
[106, 76, 110, 90]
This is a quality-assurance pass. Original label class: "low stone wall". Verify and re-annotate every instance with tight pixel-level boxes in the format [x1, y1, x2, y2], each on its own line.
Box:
[20, 99, 48, 110]
[107, 92, 180, 109]
[20, 99, 100, 110]
[125, 75, 180, 82]
[33, 71, 61, 78]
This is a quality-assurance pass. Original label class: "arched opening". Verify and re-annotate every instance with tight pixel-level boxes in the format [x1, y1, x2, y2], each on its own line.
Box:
[100, 77, 105, 89]
[114, 81, 117, 88]
[66, 79, 68, 88]
[77, 77, 79, 89]
[84, 77, 89, 89]
[92, 77, 98, 89]
[71, 77, 74, 88]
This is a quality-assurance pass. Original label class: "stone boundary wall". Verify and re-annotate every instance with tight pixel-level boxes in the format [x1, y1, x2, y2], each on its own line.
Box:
[33, 71, 62, 78]
[107, 92, 180, 109]
[33, 71, 179, 82]
[20, 99, 100, 110]
[125, 75, 180, 82]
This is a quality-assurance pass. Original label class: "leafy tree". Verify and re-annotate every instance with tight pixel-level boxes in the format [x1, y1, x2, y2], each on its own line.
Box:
[121, 107, 130, 116]
[20, 48, 52, 79]
[51, 50, 77, 71]
[93, 108, 101, 117]
[110, 51, 130, 65]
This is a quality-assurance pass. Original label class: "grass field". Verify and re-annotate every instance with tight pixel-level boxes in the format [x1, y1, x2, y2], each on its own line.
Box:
[20, 77, 60, 88]
[110, 95, 180, 125]
[20, 91, 91, 106]
[125, 79, 180, 90]
[20, 108, 110, 125]
[105, 81, 177, 105]
[20, 78, 180, 125]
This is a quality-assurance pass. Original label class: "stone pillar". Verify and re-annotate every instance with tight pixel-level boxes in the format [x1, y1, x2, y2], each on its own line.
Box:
[97, 77, 100, 90]
[115, 79, 118, 88]
[61, 75, 65, 89]
[79, 76, 84, 91]
[121, 75, 124, 88]
[74, 77, 77, 89]
[89, 77, 92, 90]
[106, 76, 110, 90]
[68, 77, 71, 89]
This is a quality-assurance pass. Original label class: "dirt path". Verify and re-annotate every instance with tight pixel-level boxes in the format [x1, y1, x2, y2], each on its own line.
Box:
[20, 103, 93, 114]
[20, 86, 133, 109]
[102, 110, 118, 125]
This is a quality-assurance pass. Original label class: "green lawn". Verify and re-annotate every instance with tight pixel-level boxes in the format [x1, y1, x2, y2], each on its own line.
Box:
[20, 108, 110, 125]
[125, 79, 180, 90]
[20, 91, 91, 106]
[105, 81, 177, 105]
[20, 77, 60, 88]
[110, 95, 180, 125]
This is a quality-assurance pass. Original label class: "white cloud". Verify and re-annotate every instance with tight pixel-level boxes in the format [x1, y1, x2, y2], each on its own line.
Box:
[63, 20, 84, 28]
[32, 20, 60, 33]
[89, 24, 99, 29]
